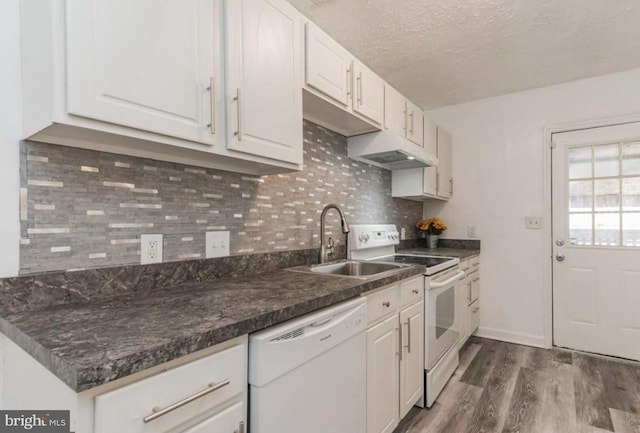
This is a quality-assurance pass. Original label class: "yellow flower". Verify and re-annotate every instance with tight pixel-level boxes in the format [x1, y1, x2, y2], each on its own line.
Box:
[416, 217, 447, 234]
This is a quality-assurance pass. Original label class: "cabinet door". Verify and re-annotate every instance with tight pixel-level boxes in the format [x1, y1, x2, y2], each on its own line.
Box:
[469, 301, 480, 336]
[225, 0, 303, 165]
[405, 100, 424, 146]
[181, 402, 244, 433]
[423, 115, 438, 157]
[352, 60, 384, 125]
[367, 315, 399, 433]
[66, 0, 219, 145]
[457, 277, 470, 348]
[305, 23, 352, 107]
[436, 127, 453, 199]
[384, 85, 406, 137]
[399, 301, 424, 418]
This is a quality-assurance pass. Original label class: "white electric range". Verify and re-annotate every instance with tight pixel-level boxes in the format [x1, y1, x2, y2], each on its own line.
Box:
[348, 224, 464, 408]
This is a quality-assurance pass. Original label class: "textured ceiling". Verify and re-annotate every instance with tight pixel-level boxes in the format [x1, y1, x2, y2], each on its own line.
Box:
[289, 0, 640, 109]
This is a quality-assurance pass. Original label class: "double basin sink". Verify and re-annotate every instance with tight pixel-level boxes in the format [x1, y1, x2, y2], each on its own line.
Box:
[287, 260, 411, 280]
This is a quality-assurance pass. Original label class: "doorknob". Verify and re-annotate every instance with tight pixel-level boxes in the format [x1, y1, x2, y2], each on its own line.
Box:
[555, 253, 565, 262]
[555, 238, 565, 246]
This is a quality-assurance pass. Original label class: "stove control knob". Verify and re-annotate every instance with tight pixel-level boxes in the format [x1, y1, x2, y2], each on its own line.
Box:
[364, 234, 370, 241]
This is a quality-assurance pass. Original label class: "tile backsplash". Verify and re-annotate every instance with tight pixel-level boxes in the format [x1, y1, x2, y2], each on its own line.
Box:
[20, 121, 422, 274]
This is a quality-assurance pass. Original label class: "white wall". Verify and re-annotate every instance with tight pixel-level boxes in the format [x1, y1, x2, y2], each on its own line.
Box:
[0, 0, 22, 279]
[427, 68, 640, 347]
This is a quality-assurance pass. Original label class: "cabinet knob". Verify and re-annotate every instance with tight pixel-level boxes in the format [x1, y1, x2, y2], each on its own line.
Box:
[382, 301, 390, 308]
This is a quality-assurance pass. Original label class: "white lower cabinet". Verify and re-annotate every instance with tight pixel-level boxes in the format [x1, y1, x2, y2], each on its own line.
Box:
[182, 402, 244, 433]
[399, 300, 424, 418]
[1, 335, 247, 433]
[457, 256, 481, 349]
[367, 315, 400, 433]
[364, 276, 424, 433]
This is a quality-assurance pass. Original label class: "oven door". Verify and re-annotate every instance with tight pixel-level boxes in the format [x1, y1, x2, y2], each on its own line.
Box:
[425, 267, 464, 369]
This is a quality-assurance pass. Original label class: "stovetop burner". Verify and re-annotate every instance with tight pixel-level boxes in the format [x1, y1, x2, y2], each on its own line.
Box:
[376, 255, 454, 267]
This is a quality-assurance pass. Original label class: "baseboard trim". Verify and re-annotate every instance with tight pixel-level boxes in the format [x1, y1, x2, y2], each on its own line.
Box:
[475, 326, 545, 348]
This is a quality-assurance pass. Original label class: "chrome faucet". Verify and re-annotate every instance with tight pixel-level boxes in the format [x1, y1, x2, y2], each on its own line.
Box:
[319, 203, 350, 264]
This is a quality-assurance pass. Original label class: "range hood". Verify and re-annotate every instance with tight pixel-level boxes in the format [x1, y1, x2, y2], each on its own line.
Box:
[347, 129, 437, 170]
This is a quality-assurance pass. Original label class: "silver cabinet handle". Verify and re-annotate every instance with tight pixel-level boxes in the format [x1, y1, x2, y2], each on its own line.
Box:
[450, 178, 453, 195]
[234, 421, 245, 433]
[473, 277, 480, 282]
[467, 286, 471, 304]
[409, 111, 414, 134]
[233, 88, 243, 141]
[405, 319, 411, 353]
[356, 72, 362, 105]
[382, 301, 390, 308]
[556, 253, 565, 262]
[346, 67, 352, 98]
[143, 379, 230, 423]
[206, 77, 216, 134]
[397, 326, 403, 361]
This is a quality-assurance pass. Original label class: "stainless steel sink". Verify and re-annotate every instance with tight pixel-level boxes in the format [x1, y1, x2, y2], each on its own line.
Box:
[287, 260, 411, 279]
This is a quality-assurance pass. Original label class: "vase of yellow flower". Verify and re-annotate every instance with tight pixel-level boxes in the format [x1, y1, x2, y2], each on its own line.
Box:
[416, 217, 447, 248]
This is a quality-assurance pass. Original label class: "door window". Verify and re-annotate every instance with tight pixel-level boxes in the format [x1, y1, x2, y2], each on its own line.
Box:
[568, 142, 640, 247]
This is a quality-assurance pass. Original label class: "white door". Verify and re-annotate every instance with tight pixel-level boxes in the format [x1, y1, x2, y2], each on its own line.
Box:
[366, 315, 399, 433]
[552, 122, 640, 361]
[225, 0, 303, 165]
[352, 60, 384, 125]
[305, 22, 351, 107]
[399, 301, 424, 419]
[66, 0, 219, 145]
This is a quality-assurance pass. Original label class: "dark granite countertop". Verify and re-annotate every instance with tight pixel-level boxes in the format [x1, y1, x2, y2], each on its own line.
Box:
[397, 247, 480, 260]
[0, 265, 424, 393]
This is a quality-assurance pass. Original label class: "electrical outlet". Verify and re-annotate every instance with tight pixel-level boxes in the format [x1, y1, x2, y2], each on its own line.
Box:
[467, 224, 478, 238]
[525, 216, 542, 230]
[206, 231, 230, 258]
[400, 227, 406, 240]
[141, 234, 163, 264]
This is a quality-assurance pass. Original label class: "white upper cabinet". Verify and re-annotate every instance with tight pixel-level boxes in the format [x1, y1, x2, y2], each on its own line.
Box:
[303, 22, 383, 136]
[21, 0, 303, 175]
[391, 125, 454, 201]
[65, 0, 220, 146]
[383, 86, 407, 135]
[405, 100, 424, 147]
[225, 0, 303, 165]
[384, 85, 424, 147]
[352, 60, 384, 125]
[305, 23, 352, 107]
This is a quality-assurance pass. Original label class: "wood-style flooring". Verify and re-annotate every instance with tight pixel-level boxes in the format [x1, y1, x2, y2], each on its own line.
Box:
[395, 337, 640, 433]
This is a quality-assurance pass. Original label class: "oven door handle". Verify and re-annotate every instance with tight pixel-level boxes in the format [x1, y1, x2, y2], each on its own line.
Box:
[429, 270, 465, 289]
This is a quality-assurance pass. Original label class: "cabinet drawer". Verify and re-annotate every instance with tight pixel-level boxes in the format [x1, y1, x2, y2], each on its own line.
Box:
[365, 284, 399, 325]
[469, 301, 480, 334]
[399, 276, 423, 307]
[469, 256, 480, 270]
[469, 271, 480, 304]
[94, 343, 246, 433]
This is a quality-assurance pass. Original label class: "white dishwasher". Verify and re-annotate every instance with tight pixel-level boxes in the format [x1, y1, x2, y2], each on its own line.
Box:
[249, 297, 367, 433]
